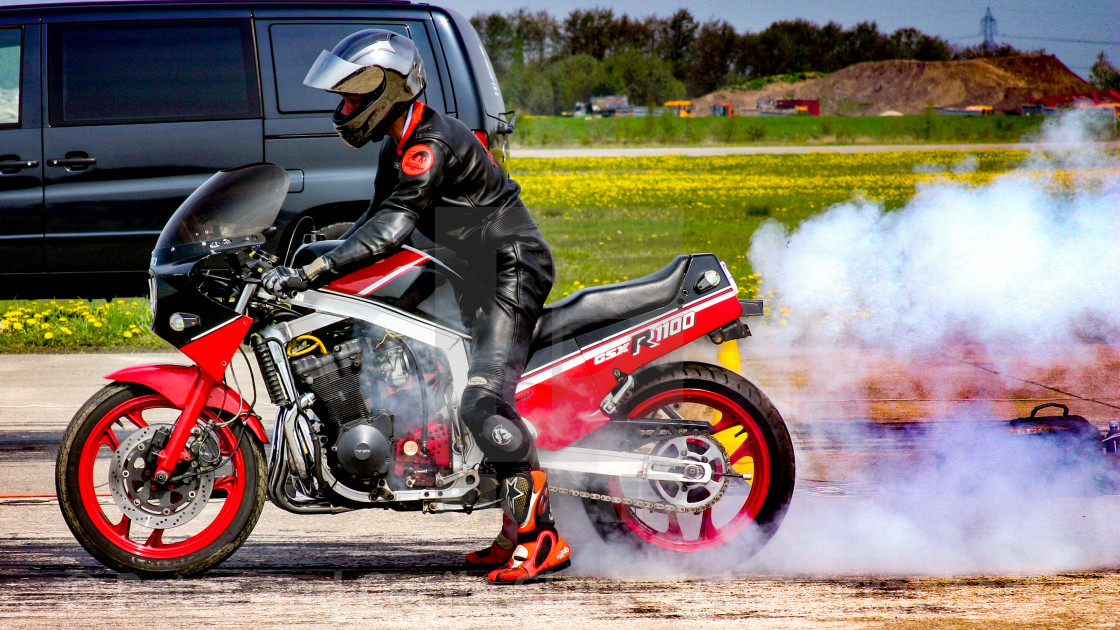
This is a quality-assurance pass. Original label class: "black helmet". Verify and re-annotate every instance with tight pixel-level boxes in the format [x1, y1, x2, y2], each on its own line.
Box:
[303, 29, 426, 148]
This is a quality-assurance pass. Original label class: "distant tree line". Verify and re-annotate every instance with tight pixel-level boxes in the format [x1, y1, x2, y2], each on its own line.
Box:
[470, 8, 1038, 114]
[1090, 52, 1120, 92]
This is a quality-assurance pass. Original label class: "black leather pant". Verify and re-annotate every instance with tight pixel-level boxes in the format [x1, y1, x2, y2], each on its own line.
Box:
[459, 229, 553, 469]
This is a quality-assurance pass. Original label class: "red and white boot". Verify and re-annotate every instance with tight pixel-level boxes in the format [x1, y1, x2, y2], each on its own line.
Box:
[465, 510, 516, 567]
[487, 470, 572, 584]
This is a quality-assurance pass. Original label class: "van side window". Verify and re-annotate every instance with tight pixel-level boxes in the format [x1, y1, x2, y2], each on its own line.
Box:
[0, 28, 19, 126]
[269, 23, 444, 114]
[48, 20, 260, 126]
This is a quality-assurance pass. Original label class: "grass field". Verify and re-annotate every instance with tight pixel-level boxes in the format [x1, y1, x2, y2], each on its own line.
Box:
[0, 148, 1040, 352]
[514, 149, 1029, 299]
[512, 114, 1050, 147]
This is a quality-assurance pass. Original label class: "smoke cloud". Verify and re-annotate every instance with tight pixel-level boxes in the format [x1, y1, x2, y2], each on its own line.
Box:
[733, 109, 1120, 575]
[558, 110, 1120, 578]
[749, 109, 1120, 351]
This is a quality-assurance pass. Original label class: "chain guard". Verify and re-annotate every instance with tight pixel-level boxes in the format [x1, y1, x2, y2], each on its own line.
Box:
[549, 436, 732, 514]
[109, 426, 215, 529]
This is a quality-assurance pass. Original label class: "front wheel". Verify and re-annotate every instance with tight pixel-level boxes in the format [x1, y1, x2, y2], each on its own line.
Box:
[56, 382, 266, 577]
[583, 362, 795, 558]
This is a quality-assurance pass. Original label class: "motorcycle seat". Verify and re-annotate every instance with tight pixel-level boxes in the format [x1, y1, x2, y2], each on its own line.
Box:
[530, 255, 690, 351]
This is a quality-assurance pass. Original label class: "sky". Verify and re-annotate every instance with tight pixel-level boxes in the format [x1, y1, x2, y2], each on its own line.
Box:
[443, 0, 1120, 79]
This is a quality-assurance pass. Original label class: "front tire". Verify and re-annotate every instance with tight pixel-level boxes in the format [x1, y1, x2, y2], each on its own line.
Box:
[583, 362, 795, 557]
[56, 382, 266, 577]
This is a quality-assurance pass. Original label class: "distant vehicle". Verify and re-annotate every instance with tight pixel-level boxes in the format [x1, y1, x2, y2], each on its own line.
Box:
[941, 105, 994, 116]
[711, 102, 733, 117]
[566, 94, 630, 117]
[664, 100, 694, 117]
[757, 99, 819, 116]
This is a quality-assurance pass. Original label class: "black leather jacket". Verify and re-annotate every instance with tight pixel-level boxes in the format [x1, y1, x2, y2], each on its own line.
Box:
[323, 102, 537, 275]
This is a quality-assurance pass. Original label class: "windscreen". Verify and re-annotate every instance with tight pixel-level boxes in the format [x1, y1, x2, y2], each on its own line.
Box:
[154, 163, 289, 255]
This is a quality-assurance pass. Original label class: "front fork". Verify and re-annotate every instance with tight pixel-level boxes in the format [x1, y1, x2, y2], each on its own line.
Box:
[151, 283, 258, 482]
[151, 370, 217, 483]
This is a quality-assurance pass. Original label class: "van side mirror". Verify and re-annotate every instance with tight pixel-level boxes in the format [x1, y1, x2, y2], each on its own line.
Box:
[496, 110, 516, 135]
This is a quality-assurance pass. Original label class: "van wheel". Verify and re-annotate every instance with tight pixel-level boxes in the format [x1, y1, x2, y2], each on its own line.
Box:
[317, 222, 352, 240]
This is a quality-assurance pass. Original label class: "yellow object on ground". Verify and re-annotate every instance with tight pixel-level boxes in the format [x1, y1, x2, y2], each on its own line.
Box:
[717, 340, 741, 373]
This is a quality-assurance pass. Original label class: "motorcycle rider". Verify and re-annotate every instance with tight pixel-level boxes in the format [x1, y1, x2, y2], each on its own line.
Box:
[260, 29, 571, 583]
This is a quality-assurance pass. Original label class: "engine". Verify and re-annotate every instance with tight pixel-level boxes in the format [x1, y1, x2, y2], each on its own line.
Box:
[284, 322, 455, 493]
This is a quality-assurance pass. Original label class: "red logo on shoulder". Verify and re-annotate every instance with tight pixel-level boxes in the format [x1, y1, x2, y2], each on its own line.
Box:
[402, 144, 434, 176]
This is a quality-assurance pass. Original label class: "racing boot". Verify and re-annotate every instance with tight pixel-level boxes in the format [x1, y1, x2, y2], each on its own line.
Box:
[465, 510, 517, 567]
[488, 470, 572, 584]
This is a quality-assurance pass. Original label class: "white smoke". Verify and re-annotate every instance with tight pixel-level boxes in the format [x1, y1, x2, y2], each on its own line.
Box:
[715, 109, 1120, 576]
[749, 109, 1120, 351]
[555, 111, 1120, 578]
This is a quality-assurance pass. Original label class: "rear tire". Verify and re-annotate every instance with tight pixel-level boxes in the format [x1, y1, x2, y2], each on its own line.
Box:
[582, 362, 795, 558]
[56, 382, 266, 577]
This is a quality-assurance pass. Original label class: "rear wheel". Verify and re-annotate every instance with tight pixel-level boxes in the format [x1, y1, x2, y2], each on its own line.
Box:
[583, 362, 795, 556]
[56, 382, 266, 577]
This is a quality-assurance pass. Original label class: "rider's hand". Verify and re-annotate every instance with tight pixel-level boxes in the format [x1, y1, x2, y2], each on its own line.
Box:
[260, 256, 331, 297]
[261, 265, 309, 296]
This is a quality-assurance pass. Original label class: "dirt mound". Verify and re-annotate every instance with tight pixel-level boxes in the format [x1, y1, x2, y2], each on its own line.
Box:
[697, 55, 1093, 116]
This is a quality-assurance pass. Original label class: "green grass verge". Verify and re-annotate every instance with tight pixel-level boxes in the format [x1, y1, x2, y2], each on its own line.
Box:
[0, 298, 165, 353]
[512, 114, 1046, 147]
[0, 149, 1032, 352]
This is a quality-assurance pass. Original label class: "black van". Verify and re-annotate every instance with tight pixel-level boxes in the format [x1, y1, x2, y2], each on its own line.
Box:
[0, 0, 511, 297]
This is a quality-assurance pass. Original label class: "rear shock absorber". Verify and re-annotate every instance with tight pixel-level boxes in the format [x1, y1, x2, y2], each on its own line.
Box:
[252, 336, 291, 407]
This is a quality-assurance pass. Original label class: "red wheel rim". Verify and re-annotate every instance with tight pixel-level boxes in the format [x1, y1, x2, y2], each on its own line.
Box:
[613, 387, 772, 552]
[75, 394, 247, 559]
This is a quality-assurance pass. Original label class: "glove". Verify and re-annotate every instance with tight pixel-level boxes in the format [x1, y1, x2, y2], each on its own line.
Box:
[261, 265, 308, 296]
[261, 256, 330, 296]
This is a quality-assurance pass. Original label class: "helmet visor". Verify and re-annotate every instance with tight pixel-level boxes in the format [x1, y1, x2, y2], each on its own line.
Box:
[303, 49, 386, 94]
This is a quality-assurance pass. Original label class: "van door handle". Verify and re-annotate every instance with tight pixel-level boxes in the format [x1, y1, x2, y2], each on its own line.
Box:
[47, 155, 97, 168]
[0, 158, 39, 174]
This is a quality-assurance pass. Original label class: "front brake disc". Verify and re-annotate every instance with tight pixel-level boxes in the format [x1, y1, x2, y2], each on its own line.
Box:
[109, 426, 215, 529]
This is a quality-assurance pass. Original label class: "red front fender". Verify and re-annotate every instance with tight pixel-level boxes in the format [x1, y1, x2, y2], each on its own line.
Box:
[107, 364, 269, 444]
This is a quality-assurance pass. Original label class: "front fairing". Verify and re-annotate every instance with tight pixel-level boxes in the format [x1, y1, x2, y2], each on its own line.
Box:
[153, 163, 288, 265]
[150, 163, 289, 349]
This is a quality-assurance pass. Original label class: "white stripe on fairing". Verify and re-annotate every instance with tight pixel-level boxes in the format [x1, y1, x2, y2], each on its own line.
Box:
[356, 256, 428, 296]
[515, 351, 589, 393]
[515, 286, 737, 391]
[188, 316, 242, 342]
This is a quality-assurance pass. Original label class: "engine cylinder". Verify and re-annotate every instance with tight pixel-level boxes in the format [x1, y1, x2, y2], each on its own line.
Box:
[292, 339, 367, 426]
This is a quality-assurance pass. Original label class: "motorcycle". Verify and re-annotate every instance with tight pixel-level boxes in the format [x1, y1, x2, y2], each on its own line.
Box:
[55, 163, 795, 577]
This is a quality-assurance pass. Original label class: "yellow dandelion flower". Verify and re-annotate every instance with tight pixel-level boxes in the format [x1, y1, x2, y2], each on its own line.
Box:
[122, 331, 133, 338]
[44, 332, 54, 340]
[61, 327, 73, 335]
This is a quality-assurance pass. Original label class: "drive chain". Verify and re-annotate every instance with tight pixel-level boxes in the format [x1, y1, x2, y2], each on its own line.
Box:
[547, 484, 724, 513]
[547, 435, 733, 514]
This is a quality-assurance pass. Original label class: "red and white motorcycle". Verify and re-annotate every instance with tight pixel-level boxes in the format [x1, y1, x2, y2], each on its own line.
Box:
[55, 163, 795, 577]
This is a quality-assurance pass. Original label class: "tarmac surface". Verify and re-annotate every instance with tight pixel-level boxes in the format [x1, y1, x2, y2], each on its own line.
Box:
[3, 342, 1120, 628]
